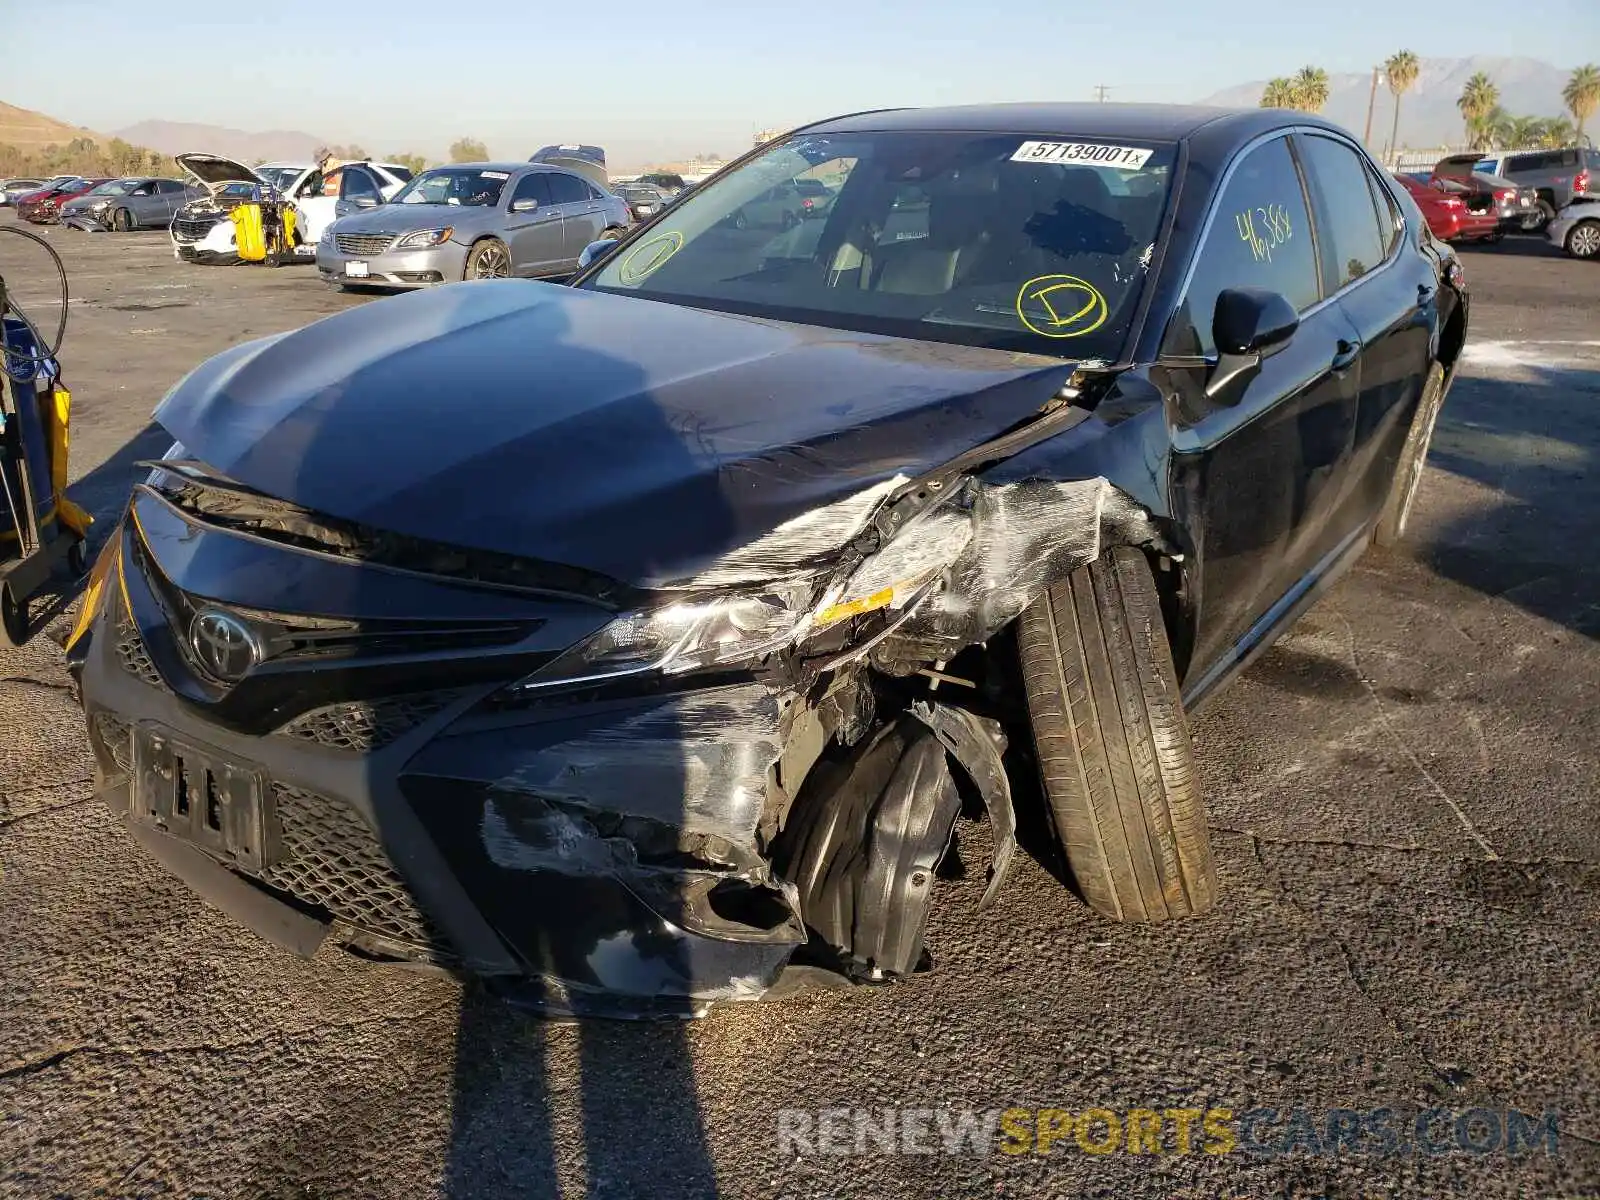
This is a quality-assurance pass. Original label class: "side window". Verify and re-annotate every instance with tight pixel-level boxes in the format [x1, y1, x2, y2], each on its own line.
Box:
[1365, 167, 1402, 256]
[1298, 134, 1387, 293]
[545, 172, 589, 205]
[156, 180, 183, 194]
[1506, 153, 1540, 173]
[342, 168, 381, 200]
[510, 172, 552, 209]
[1165, 135, 1318, 356]
[586, 182, 604, 200]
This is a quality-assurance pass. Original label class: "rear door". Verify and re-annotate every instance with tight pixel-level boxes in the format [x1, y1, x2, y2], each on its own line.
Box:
[504, 171, 563, 275]
[545, 170, 603, 263]
[1164, 132, 1366, 680]
[153, 180, 188, 222]
[1295, 132, 1434, 543]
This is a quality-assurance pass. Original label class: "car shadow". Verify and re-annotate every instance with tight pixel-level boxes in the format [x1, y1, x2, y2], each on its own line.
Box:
[1417, 356, 1600, 637]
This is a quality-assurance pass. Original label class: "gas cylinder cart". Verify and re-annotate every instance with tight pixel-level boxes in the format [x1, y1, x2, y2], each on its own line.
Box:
[0, 227, 90, 647]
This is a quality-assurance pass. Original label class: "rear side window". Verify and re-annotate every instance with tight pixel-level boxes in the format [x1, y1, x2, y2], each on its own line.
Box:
[1298, 134, 1388, 292]
[1166, 135, 1318, 356]
[545, 172, 589, 205]
[1365, 167, 1402, 255]
[510, 172, 552, 208]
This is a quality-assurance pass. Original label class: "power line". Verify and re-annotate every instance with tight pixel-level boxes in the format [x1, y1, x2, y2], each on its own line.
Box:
[1092, 85, 1112, 103]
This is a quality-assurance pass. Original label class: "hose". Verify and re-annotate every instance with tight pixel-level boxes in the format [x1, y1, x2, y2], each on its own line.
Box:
[0, 224, 70, 367]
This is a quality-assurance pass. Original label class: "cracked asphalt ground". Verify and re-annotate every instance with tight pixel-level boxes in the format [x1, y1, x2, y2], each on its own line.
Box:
[1, 216, 1596, 1200]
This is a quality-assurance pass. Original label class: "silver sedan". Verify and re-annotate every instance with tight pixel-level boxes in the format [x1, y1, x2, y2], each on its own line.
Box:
[316, 162, 632, 289]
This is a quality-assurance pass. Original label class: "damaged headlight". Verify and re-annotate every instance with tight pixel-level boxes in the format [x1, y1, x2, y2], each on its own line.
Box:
[814, 508, 973, 628]
[518, 586, 814, 690]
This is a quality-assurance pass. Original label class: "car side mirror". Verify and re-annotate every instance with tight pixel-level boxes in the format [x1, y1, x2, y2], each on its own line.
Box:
[352, 196, 379, 209]
[1206, 287, 1299, 400]
[510, 197, 538, 213]
[578, 238, 619, 269]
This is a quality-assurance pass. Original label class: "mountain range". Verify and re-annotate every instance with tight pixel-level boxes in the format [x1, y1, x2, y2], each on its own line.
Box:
[112, 121, 330, 165]
[1197, 56, 1574, 150]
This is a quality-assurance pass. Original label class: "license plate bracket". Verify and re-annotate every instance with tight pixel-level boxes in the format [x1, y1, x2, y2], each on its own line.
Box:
[131, 726, 276, 872]
[344, 261, 369, 277]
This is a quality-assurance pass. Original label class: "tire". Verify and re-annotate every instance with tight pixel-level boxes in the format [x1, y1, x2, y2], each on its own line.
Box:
[1375, 361, 1447, 547]
[1016, 547, 1216, 922]
[464, 238, 511, 280]
[66, 539, 88, 576]
[1566, 219, 1600, 260]
[1524, 199, 1556, 233]
[1, 584, 27, 649]
[600, 226, 626, 243]
[111, 208, 133, 232]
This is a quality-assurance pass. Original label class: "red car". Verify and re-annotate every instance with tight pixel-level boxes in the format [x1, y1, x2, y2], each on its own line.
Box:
[16, 177, 110, 224]
[1393, 173, 1498, 244]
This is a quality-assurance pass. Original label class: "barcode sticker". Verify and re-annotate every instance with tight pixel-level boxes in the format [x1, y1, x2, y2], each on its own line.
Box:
[1011, 142, 1153, 169]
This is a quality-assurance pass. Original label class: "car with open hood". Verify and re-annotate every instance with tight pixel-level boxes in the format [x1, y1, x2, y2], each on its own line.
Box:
[170, 153, 410, 263]
[70, 103, 1467, 1017]
[315, 162, 631, 288]
[61, 176, 200, 231]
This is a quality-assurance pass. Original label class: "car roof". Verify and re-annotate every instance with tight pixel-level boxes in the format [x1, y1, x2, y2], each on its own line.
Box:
[800, 102, 1317, 144]
[440, 161, 545, 173]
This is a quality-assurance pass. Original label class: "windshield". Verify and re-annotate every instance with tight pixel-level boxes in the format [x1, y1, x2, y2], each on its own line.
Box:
[255, 166, 303, 193]
[89, 179, 139, 196]
[391, 167, 510, 207]
[587, 130, 1174, 360]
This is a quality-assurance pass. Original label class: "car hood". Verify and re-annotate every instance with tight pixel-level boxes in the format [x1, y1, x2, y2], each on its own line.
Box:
[177, 152, 260, 191]
[155, 282, 1076, 589]
[329, 202, 495, 234]
[60, 195, 106, 213]
[1433, 153, 1484, 179]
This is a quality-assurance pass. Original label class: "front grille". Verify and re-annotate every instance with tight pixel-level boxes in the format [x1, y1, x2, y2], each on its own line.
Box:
[335, 233, 395, 255]
[275, 691, 464, 752]
[173, 215, 220, 241]
[253, 783, 451, 961]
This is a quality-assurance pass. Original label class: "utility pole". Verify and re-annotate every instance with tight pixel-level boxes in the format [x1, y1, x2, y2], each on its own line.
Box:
[1363, 66, 1382, 149]
[1092, 85, 1111, 103]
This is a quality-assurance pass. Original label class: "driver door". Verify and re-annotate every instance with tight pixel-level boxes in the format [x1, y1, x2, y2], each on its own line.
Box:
[505, 172, 564, 276]
[1163, 133, 1365, 690]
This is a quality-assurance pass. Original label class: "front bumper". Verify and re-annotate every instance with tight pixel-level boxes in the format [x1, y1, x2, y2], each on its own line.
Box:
[17, 205, 59, 224]
[75, 499, 811, 1015]
[63, 212, 111, 232]
[172, 216, 242, 264]
[315, 240, 469, 288]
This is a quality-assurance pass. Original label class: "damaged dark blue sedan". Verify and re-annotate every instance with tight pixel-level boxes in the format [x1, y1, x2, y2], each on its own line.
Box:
[69, 103, 1467, 1016]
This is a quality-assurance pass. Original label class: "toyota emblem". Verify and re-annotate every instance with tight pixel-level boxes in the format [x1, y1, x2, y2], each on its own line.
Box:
[188, 608, 262, 683]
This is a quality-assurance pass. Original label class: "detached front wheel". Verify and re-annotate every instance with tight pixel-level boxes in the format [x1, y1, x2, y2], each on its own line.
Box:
[1016, 547, 1217, 922]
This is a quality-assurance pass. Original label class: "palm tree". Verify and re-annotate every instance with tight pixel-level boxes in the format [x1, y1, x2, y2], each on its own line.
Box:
[1384, 51, 1421, 157]
[1563, 64, 1600, 147]
[1260, 78, 1296, 109]
[1293, 66, 1331, 113]
[1458, 72, 1500, 147]
[1536, 116, 1578, 149]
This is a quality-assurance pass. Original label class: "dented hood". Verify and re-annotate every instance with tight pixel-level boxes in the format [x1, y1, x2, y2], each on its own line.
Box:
[154, 282, 1075, 588]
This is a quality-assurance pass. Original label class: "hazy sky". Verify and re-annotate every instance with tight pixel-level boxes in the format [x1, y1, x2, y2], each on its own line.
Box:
[7, 0, 1597, 165]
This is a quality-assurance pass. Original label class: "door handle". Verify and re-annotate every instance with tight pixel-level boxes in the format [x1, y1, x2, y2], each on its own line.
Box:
[1331, 339, 1361, 372]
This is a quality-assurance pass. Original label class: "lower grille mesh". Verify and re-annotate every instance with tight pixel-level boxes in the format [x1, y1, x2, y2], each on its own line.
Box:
[275, 692, 463, 752]
[253, 783, 452, 962]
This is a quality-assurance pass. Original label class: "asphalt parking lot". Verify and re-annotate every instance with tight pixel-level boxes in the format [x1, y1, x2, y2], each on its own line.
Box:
[1, 216, 1596, 1200]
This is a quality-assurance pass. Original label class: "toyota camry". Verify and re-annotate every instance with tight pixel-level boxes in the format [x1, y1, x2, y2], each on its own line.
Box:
[70, 104, 1467, 1017]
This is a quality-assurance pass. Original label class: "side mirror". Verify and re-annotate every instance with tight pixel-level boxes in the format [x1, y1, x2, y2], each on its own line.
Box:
[510, 197, 538, 213]
[1206, 287, 1299, 400]
[352, 196, 379, 209]
[578, 238, 619, 269]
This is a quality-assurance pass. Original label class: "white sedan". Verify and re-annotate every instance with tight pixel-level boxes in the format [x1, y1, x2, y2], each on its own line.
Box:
[1548, 196, 1600, 260]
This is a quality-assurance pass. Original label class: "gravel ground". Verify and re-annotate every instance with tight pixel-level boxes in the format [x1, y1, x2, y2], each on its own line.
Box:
[1, 216, 1596, 1200]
